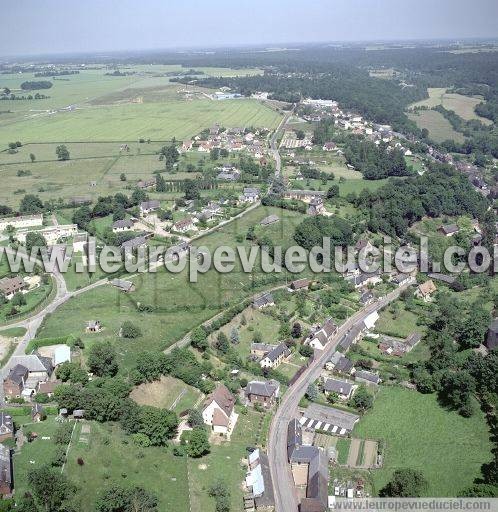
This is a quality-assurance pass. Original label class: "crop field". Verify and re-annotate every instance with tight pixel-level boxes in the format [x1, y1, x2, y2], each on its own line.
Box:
[0, 66, 279, 145]
[408, 110, 465, 143]
[353, 386, 492, 496]
[409, 88, 492, 124]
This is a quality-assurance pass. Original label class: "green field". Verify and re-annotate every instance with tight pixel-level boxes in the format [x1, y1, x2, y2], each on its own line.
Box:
[0, 67, 279, 145]
[408, 110, 465, 143]
[353, 386, 492, 496]
[37, 205, 306, 369]
[409, 88, 492, 125]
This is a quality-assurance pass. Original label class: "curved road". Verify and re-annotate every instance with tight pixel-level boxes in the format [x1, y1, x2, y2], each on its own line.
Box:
[267, 284, 410, 512]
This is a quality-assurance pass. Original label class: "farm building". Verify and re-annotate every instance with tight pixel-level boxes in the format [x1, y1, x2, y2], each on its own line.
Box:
[260, 214, 279, 226]
[355, 370, 381, 386]
[289, 278, 310, 292]
[253, 292, 274, 309]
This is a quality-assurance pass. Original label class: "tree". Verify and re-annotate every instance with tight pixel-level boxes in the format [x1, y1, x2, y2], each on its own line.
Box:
[187, 426, 210, 457]
[294, 215, 353, 251]
[215, 332, 230, 354]
[120, 173, 126, 181]
[291, 322, 302, 339]
[299, 344, 314, 358]
[27, 465, 75, 511]
[187, 408, 204, 428]
[96, 485, 158, 512]
[121, 321, 142, 339]
[131, 188, 148, 205]
[72, 205, 92, 230]
[184, 180, 200, 200]
[20, 194, 44, 214]
[326, 184, 340, 199]
[159, 144, 179, 169]
[29, 153, 36, 163]
[87, 342, 118, 377]
[155, 174, 167, 192]
[11, 292, 27, 307]
[229, 327, 239, 345]
[380, 468, 428, 497]
[439, 370, 476, 415]
[349, 385, 373, 412]
[305, 383, 318, 401]
[191, 326, 208, 351]
[25, 231, 47, 254]
[55, 144, 70, 161]
[136, 405, 178, 446]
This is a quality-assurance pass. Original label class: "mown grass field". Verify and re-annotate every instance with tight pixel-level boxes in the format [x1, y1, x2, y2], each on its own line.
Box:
[408, 110, 465, 143]
[353, 386, 492, 496]
[409, 88, 492, 125]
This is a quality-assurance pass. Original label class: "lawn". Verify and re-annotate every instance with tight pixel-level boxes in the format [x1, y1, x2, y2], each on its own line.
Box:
[375, 303, 425, 338]
[407, 110, 465, 144]
[64, 421, 189, 512]
[353, 386, 492, 496]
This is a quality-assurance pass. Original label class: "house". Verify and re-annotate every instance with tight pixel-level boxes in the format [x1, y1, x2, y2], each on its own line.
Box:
[289, 278, 310, 292]
[31, 403, 45, 422]
[283, 190, 325, 203]
[287, 420, 329, 512]
[307, 318, 338, 351]
[260, 215, 279, 226]
[253, 292, 274, 309]
[323, 378, 354, 400]
[110, 279, 135, 292]
[121, 236, 147, 251]
[73, 409, 85, 420]
[38, 380, 61, 397]
[300, 403, 360, 435]
[439, 224, 459, 237]
[0, 445, 13, 496]
[260, 343, 291, 369]
[245, 380, 280, 408]
[0, 412, 14, 443]
[405, 332, 422, 351]
[415, 280, 437, 302]
[338, 324, 363, 351]
[112, 219, 134, 233]
[346, 270, 382, 289]
[391, 273, 414, 286]
[86, 320, 102, 333]
[139, 200, 160, 215]
[217, 169, 241, 181]
[0, 213, 43, 232]
[359, 290, 374, 306]
[0, 276, 27, 300]
[355, 370, 381, 386]
[245, 449, 275, 509]
[3, 364, 29, 398]
[322, 142, 337, 152]
[307, 197, 325, 216]
[485, 318, 498, 351]
[326, 352, 355, 375]
[363, 310, 379, 330]
[16, 224, 78, 245]
[137, 178, 156, 190]
[241, 187, 260, 203]
[181, 139, 193, 152]
[250, 343, 277, 358]
[202, 385, 237, 436]
[173, 217, 195, 233]
[8, 355, 54, 378]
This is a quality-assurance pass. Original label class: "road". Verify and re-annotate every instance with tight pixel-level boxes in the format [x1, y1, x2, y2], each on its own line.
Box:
[270, 107, 294, 176]
[267, 284, 410, 512]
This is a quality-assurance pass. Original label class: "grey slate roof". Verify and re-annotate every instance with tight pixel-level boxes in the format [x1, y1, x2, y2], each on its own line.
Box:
[355, 370, 381, 384]
[246, 380, 279, 398]
[263, 342, 290, 363]
[323, 378, 353, 395]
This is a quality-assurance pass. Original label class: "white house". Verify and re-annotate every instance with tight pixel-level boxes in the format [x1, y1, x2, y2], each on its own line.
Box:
[202, 385, 238, 436]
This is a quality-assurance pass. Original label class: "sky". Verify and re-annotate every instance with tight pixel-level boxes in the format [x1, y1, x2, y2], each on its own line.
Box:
[3, 0, 498, 57]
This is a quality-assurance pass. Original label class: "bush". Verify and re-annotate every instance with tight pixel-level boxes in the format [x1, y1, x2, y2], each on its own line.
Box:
[121, 321, 142, 339]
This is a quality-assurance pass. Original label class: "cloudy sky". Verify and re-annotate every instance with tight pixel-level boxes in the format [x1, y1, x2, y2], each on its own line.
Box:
[3, 0, 498, 56]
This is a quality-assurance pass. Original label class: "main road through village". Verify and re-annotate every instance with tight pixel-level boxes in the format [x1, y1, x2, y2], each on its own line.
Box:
[267, 284, 410, 512]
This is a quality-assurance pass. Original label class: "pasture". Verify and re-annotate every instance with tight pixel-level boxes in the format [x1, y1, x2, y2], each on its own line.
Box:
[408, 110, 465, 143]
[353, 386, 492, 496]
[409, 88, 492, 125]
